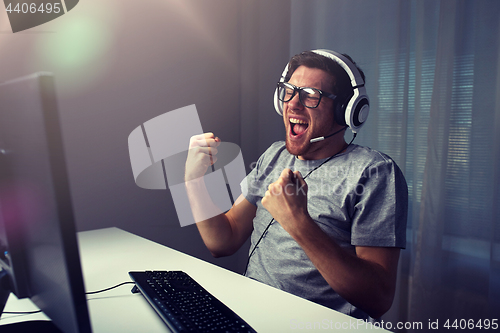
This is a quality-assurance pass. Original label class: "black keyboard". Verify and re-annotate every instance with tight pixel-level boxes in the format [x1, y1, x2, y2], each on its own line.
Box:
[129, 271, 256, 333]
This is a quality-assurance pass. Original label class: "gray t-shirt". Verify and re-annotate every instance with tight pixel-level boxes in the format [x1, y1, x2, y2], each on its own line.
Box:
[241, 142, 407, 320]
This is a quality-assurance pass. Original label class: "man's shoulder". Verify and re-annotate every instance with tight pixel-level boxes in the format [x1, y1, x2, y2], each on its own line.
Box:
[346, 145, 406, 185]
[348, 144, 398, 167]
[249, 141, 289, 174]
[259, 141, 288, 161]
[266, 141, 287, 154]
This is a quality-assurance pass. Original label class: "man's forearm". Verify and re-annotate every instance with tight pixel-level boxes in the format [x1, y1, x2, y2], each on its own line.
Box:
[286, 215, 398, 319]
[185, 178, 236, 257]
[185, 178, 257, 258]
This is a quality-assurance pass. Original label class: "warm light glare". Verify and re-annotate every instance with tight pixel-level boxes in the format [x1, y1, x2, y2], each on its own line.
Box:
[36, 16, 111, 69]
[30, 2, 120, 95]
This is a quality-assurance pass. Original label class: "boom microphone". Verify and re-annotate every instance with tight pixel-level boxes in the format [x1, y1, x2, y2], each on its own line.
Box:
[310, 126, 348, 143]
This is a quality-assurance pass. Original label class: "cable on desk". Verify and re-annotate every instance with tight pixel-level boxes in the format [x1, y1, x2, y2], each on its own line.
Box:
[85, 281, 136, 295]
[1, 282, 136, 316]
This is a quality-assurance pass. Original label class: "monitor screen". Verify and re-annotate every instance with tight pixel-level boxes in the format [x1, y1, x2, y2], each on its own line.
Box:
[0, 73, 92, 333]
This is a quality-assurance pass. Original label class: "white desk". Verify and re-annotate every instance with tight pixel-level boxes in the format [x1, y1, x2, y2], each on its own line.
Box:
[1, 228, 389, 332]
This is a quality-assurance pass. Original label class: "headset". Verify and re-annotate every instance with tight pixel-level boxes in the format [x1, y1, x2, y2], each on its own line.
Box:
[273, 49, 370, 133]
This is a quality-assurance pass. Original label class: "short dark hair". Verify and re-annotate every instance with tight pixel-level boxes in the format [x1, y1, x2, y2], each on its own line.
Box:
[285, 51, 365, 102]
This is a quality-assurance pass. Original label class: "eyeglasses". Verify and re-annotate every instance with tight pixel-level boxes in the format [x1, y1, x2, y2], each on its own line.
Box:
[277, 82, 336, 109]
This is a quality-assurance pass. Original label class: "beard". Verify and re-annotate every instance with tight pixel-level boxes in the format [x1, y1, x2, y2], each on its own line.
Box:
[285, 135, 311, 157]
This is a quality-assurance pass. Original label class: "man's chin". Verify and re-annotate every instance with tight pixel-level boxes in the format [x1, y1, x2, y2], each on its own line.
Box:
[285, 138, 310, 157]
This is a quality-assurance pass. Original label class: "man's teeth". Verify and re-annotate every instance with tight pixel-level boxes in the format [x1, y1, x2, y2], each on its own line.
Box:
[290, 118, 308, 125]
[290, 118, 309, 136]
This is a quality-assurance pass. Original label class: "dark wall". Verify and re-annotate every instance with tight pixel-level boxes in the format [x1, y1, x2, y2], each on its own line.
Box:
[0, 0, 291, 273]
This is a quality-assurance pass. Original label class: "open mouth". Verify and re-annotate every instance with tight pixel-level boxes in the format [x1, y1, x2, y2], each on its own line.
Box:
[290, 118, 309, 137]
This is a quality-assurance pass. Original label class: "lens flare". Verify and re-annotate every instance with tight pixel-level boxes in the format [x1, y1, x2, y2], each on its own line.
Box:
[32, 3, 119, 95]
[39, 17, 109, 69]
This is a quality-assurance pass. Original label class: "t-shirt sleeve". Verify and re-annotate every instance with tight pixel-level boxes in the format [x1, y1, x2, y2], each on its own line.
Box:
[241, 160, 261, 206]
[240, 142, 284, 206]
[350, 158, 408, 248]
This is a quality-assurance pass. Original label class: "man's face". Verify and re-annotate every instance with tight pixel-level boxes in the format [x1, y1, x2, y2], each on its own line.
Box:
[283, 66, 343, 160]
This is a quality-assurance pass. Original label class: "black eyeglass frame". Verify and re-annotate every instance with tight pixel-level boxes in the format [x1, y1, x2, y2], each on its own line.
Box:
[277, 82, 337, 109]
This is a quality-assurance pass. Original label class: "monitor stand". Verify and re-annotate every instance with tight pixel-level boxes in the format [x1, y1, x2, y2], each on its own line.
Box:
[0, 270, 61, 332]
[0, 269, 10, 315]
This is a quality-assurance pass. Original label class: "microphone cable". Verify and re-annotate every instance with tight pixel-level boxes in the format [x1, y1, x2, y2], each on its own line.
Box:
[243, 132, 357, 276]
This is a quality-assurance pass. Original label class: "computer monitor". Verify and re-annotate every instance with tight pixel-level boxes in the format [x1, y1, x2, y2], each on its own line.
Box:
[0, 73, 92, 333]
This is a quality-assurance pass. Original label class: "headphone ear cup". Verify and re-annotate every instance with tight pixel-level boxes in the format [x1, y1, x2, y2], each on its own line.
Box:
[274, 65, 289, 116]
[345, 91, 370, 132]
[351, 97, 369, 127]
[274, 86, 283, 116]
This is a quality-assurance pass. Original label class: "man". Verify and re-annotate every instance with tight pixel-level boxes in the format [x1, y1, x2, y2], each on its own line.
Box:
[185, 50, 407, 321]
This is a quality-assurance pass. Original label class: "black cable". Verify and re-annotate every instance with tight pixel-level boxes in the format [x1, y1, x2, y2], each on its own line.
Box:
[85, 281, 136, 295]
[1, 281, 137, 316]
[243, 133, 357, 276]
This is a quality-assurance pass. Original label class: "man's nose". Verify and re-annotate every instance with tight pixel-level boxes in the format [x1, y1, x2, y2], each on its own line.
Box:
[288, 91, 303, 109]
